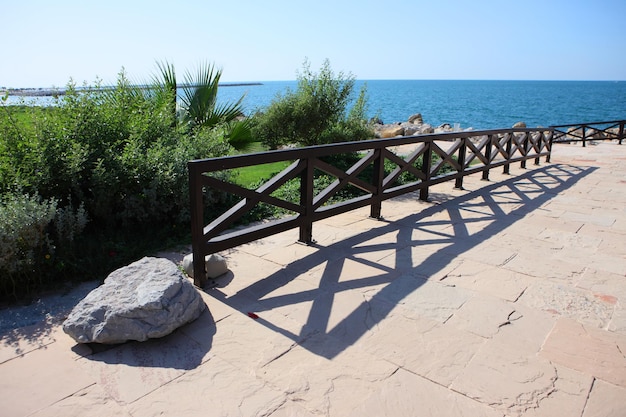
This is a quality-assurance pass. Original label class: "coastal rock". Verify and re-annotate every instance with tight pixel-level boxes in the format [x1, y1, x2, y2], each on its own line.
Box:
[372, 114, 464, 138]
[401, 122, 422, 136]
[435, 123, 454, 134]
[182, 253, 229, 279]
[419, 123, 435, 134]
[588, 128, 606, 140]
[62, 257, 205, 344]
[512, 121, 529, 138]
[378, 125, 405, 138]
[566, 126, 581, 140]
[408, 113, 423, 124]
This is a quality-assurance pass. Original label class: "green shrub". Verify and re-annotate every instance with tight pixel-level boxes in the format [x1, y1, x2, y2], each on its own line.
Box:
[0, 65, 247, 300]
[53, 199, 89, 244]
[0, 192, 57, 296]
[251, 59, 374, 149]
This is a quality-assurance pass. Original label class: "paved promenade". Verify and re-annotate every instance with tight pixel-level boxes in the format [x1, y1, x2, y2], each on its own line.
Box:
[1, 141, 625, 416]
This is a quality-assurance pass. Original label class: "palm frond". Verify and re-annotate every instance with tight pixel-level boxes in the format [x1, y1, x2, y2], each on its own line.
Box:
[152, 60, 177, 108]
[179, 62, 247, 129]
[206, 94, 246, 125]
[180, 62, 216, 126]
[155, 61, 177, 90]
[225, 119, 255, 152]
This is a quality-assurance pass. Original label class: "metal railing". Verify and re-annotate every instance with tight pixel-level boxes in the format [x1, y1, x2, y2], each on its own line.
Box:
[551, 120, 625, 147]
[188, 127, 552, 286]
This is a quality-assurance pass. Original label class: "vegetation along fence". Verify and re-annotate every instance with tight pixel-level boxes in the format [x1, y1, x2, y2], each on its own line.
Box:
[551, 120, 625, 147]
[188, 127, 559, 286]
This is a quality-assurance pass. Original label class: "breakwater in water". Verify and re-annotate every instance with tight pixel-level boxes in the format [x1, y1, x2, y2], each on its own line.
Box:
[1, 82, 263, 97]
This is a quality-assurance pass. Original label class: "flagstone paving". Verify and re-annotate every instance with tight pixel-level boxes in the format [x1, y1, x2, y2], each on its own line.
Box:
[2, 141, 626, 416]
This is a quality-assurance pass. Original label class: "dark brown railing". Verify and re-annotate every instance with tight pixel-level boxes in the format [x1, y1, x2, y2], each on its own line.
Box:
[188, 128, 552, 286]
[551, 120, 625, 147]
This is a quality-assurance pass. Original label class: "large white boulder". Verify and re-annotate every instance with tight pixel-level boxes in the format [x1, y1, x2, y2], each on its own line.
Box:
[182, 253, 229, 279]
[63, 257, 205, 344]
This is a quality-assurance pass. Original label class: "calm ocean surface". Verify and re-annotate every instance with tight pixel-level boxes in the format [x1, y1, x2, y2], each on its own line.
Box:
[8, 80, 625, 130]
[218, 80, 626, 130]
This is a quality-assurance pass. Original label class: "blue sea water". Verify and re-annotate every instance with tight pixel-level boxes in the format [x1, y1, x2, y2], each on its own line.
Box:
[7, 80, 625, 130]
[217, 80, 626, 130]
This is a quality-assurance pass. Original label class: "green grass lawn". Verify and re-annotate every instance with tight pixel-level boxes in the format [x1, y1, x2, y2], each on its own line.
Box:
[233, 160, 291, 187]
[231, 142, 292, 187]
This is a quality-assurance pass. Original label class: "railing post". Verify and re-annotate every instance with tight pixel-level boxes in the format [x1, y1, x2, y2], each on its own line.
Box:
[370, 149, 384, 219]
[299, 157, 314, 244]
[482, 134, 493, 180]
[582, 125, 587, 147]
[534, 132, 541, 165]
[188, 162, 207, 287]
[619, 122, 624, 145]
[520, 132, 529, 169]
[420, 141, 432, 201]
[546, 130, 553, 163]
[503, 134, 512, 174]
[455, 137, 467, 189]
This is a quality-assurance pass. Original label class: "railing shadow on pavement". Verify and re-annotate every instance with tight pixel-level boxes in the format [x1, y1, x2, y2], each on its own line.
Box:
[205, 162, 596, 360]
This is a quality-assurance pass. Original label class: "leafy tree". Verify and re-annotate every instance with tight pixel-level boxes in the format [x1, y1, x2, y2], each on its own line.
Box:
[251, 59, 374, 149]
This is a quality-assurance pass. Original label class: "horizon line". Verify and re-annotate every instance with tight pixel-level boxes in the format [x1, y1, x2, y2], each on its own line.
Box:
[3, 78, 624, 91]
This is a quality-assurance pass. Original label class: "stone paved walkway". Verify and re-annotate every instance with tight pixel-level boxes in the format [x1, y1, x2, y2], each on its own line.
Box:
[1, 141, 626, 417]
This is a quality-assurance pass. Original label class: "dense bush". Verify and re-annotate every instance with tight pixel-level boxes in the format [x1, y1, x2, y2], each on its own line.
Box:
[0, 191, 92, 298]
[0, 193, 57, 296]
[251, 59, 374, 149]
[0, 66, 244, 300]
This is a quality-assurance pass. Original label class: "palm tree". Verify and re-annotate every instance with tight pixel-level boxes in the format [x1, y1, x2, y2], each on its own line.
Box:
[153, 61, 254, 151]
[153, 61, 178, 128]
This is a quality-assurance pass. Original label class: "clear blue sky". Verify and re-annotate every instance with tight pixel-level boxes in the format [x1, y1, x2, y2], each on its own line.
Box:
[2, 0, 625, 88]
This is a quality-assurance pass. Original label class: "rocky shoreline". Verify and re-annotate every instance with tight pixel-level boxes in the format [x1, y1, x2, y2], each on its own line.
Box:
[373, 113, 475, 138]
[373, 115, 622, 144]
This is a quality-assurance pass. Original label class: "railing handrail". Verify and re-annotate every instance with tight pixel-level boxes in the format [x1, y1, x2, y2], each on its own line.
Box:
[550, 119, 625, 128]
[188, 127, 555, 286]
[189, 127, 544, 169]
